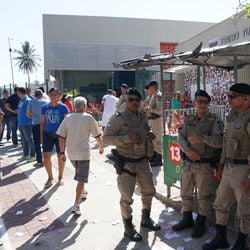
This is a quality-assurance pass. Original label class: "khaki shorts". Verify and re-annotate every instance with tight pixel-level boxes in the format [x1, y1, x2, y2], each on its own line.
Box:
[70, 160, 90, 183]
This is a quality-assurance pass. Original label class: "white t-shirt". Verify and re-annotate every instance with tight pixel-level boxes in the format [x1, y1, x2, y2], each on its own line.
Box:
[101, 94, 118, 126]
[102, 94, 118, 114]
[56, 112, 101, 160]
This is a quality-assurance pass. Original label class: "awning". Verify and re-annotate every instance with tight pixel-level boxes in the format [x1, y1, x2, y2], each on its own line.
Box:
[113, 41, 250, 71]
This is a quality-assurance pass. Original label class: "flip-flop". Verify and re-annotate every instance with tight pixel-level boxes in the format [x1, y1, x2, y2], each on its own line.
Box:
[44, 180, 53, 189]
[57, 180, 64, 186]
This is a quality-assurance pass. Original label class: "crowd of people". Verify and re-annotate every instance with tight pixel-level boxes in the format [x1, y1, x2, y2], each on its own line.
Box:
[0, 82, 250, 249]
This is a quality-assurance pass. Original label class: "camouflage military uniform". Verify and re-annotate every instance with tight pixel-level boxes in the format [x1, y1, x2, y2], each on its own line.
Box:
[214, 109, 250, 234]
[148, 90, 163, 155]
[103, 109, 155, 219]
[178, 112, 224, 215]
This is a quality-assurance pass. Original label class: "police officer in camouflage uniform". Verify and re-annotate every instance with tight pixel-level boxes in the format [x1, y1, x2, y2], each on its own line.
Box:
[144, 81, 163, 166]
[173, 90, 224, 238]
[116, 83, 128, 112]
[203, 83, 250, 250]
[103, 88, 160, 241]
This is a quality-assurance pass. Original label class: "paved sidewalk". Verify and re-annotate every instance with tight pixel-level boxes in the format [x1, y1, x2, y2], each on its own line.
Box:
[0, 139, 244, 250]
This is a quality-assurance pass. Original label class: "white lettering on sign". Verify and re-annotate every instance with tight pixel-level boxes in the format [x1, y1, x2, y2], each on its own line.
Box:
[169, 145, 181, 162]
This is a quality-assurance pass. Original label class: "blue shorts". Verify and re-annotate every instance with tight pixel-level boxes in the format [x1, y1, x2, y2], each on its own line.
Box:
[43, 131, 60, 153]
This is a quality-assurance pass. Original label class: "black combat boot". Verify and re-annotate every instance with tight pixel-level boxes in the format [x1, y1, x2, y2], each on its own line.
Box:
[202, 224, 229, 250]
[123, 217, 142, 242]
[231, 231, 249, 250]
[191, 214, 207, 238]
[140, 209, 161, 231]
[172, 211, 194, 231]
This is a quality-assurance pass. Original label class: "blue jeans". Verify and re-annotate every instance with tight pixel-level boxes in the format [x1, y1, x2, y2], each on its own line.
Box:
[19, 125, 35, 157]
[10, 115, 18, 144]
[32, 124, 42, 163]
[0, 116, 11, 141]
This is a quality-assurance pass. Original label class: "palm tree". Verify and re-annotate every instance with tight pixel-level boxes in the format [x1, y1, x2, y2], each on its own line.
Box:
[14, 41, 41, 86]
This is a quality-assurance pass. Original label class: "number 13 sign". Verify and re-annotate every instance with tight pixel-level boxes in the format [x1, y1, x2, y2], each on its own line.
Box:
[168, 142, 181, 165]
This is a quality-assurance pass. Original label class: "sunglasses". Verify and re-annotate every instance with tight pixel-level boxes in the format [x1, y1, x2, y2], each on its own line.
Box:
[128, 97, 140, 103]
[196, 100, 210, 105]
[227, 94, 244, 99]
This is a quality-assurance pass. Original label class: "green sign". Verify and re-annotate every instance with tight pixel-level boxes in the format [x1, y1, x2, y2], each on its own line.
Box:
[163, 135, 183, 186]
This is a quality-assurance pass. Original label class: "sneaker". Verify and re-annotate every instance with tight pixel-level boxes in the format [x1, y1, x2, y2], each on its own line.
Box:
[27, 157, 36, 163]
[81, 191, 88, 200]
[33, 162, 44, 167]
[71, 205, 81, 216]
[18, 156, 28, 161]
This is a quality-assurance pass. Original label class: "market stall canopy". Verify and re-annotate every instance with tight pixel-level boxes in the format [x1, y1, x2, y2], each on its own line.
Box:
[113, 41, 250, 71]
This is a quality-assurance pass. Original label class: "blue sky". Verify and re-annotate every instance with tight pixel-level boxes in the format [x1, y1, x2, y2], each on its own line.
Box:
[0, 0, 241, 87]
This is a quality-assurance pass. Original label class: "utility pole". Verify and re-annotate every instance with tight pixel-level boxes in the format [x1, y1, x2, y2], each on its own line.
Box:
[8, 38, 15, 87]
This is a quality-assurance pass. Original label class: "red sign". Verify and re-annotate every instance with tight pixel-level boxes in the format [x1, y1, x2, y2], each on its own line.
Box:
[160, 42, 177, 70]
[160, 42, 177, 54]
[168, 142, 181, 165]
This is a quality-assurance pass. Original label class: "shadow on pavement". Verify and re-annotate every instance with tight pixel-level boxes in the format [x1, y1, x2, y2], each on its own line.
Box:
[1, 184, 58, 237]
[113, 223, 162, 250]
[17, 208, 88, 250]
[1, 161, 29, 177]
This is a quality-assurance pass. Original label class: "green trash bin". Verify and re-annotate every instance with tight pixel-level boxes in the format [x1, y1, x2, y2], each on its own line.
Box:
[163, 134, 183, 186]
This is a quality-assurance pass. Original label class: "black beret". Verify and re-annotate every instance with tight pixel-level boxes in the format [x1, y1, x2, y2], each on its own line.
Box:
[229, 83, 250, 95]
[195, 90, 211, 102]
[121, 83, 128, 89]
[144, 83, 149, 90]
[126, 88, 142, 100]
[148, 80, 158, 87]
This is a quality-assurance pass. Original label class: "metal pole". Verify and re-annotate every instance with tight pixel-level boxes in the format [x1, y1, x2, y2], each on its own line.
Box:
[72, 77, 75, 98]
[169, 72, 173, 109]
[202, 66, 206, 90]
[45, 79, 49, 93]
[234, 56, 238, 84]
[160, 66, 166, 135]
[196, 65, 201, 91]
[8, 38, 15, 87]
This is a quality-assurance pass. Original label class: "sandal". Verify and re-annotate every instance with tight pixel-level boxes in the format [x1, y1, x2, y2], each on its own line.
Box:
[57, 179, 64, 186]
[44, 180, 53, 189]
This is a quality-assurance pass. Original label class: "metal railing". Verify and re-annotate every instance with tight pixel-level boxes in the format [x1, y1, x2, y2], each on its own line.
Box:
[164, 104, 227, 134]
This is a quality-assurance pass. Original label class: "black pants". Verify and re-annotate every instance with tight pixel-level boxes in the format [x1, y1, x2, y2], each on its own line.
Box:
[32, 124, 42, 163]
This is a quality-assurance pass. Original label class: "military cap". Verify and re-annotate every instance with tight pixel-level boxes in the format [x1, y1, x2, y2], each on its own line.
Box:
[144, 83, 149, 90]
[148, 80, 158, 87]
[195, 89, 211, 102]
[120, 83, 128, 89]
[229, 83, 250, 95]
[126, 88, 142, 100]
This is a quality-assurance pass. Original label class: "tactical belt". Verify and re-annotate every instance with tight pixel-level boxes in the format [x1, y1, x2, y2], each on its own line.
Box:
[148, 113, 161, 120]
[122, 169, 136, 177]
[120, 156, 147, 177]
[226, 159, 248, 165]
[186, 157, 212, 163]
[121, 156, 147, 163]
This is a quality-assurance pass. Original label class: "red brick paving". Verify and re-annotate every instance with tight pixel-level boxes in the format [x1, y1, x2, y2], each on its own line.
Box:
[0, 157, 64, 248]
